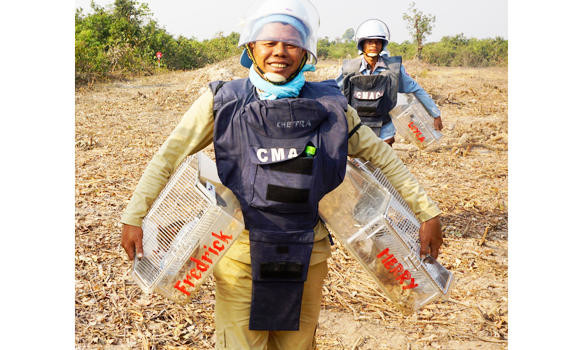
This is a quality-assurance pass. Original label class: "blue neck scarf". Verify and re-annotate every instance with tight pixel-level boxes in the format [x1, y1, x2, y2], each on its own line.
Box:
[249, 64, 315, 100]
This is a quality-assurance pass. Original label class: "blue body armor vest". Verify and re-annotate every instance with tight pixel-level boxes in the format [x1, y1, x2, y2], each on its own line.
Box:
[210, 78, 349, 330]
[341, 56, 401, 135]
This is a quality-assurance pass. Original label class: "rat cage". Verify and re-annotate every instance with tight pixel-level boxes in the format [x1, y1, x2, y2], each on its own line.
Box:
[319, 158, 453, 313]
[389, 92, 442, 149]
[132, 152, 244, 304]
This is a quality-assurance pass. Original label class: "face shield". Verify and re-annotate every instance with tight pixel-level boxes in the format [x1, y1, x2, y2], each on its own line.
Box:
[238, 0, 320, 68]
[355, 19, 391, 56]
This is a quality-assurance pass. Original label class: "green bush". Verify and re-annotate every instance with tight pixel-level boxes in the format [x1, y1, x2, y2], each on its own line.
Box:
[75, 0, 241, 84]
[421, 34, 507, 67]
[387, 41, 417, 60]
[316, 38, 357, 60]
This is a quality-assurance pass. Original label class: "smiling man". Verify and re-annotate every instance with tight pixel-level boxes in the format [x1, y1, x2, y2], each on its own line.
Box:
[246, 22, 306, 83]
[120, 2, 444, 349]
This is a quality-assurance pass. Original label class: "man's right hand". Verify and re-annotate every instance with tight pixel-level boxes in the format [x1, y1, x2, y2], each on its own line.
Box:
[121, 224, 144, 260]
[433, 116, 443, 131]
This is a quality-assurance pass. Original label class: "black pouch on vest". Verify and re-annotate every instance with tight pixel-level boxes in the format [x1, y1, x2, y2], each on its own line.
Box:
[248, 228, 314, 330]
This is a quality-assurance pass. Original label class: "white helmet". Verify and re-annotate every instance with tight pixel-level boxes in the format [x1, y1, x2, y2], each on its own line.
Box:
[238, 0, 320, 68]
[355, 19, 390, 55]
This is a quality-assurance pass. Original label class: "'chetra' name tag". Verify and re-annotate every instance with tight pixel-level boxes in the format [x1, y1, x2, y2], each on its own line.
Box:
[276, 120, 312, 128]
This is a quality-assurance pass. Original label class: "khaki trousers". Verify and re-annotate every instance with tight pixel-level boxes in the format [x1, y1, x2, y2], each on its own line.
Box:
[213, 256, 328, 350]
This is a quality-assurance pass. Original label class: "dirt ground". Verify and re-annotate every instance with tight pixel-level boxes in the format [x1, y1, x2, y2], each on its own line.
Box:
[75, 56, 508, 349]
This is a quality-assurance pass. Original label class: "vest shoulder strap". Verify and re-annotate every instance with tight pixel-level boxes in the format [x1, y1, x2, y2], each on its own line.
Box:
[381, 55, 402, 76]
[209, 80, 226, 95]
[382, 55, 402, 64]
[209, 78, 252, 112]
[341, 57, 362, 76]
[302, 80, 348, 111]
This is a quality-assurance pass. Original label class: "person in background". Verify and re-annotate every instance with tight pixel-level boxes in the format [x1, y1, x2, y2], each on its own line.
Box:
[336, 18, 443, 146]
[120, 2, 444, 349]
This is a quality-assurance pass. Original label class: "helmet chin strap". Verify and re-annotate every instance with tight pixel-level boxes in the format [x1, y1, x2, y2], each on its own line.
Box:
[245, 44, 307, 85]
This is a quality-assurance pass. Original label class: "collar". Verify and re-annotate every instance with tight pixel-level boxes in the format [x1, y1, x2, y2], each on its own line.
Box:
[360, 55, 387, 73]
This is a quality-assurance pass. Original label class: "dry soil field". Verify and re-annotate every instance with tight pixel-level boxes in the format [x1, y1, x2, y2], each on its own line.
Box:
[75, 56, 508, 349]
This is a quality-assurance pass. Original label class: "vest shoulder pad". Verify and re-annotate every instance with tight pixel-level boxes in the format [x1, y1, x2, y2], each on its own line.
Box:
[209, 78, 252, 111]
[302, 80, 348, 111]
[209, 80, 226, 95]
[341, 57, 362, 76]
[209, 78, 250, 97]
[305, 79, 342, 93]
[380, 56, 402, 77]
[382, 55, 402, 65]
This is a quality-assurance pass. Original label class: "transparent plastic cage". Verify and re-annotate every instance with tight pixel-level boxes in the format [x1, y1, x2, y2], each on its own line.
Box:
[132, 152, 244, 304]
[390, 93, 442, 149]
[319, 158, 453, 314]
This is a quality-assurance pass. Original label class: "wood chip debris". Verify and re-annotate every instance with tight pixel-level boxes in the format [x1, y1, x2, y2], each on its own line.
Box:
[76, 57, 508, 349]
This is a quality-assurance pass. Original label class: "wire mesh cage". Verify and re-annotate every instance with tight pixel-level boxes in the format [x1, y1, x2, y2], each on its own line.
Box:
[319, 158, 453, 314]
[132, 152, 244, 304]
[389, 92, 442, 149]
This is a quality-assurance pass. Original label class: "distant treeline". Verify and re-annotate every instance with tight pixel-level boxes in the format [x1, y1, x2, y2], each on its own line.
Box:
[318, 34, 507, 67]
[391, 34, 507, 67]
[75, 0, 507, 84]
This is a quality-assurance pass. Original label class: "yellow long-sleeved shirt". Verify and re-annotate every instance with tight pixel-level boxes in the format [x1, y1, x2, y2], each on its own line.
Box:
[121, 87, 441, 265]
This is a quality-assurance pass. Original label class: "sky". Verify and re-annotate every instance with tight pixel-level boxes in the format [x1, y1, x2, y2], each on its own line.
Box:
[74, 0, 507, 43]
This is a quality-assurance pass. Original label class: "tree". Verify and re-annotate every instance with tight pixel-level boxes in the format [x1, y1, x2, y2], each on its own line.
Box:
[341, 28, 355, 42]
[113, 0, 150, 24]
[402, 2, 435, 60]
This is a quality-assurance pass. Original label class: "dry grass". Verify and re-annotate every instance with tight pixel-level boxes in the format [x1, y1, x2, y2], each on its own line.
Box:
[75, 56, 507, 349]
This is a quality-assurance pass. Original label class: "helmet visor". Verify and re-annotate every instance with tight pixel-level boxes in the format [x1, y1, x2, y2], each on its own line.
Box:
[238, 0, 319, 64]
[355, 18, 391, 42]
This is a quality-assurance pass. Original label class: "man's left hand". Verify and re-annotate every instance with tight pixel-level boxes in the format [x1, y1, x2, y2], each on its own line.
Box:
[419, 216, 443, 259]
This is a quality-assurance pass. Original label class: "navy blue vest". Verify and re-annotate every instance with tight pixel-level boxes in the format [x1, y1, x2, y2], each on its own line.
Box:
[210, 78, 348, 330]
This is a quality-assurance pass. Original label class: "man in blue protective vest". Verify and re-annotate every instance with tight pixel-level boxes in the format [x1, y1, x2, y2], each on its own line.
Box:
[120, 1, 444, 349]
[336, 19, 443, 146]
